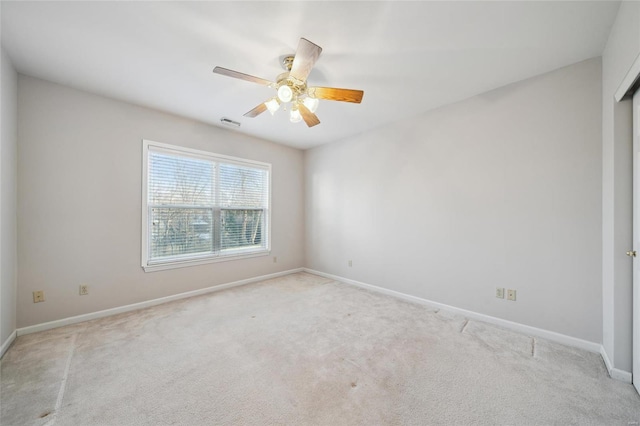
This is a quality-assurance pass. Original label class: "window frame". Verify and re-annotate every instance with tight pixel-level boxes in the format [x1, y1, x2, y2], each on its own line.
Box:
[141, 139, 271, 272]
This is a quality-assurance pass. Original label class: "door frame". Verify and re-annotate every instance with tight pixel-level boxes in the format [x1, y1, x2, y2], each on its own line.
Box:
[618, 52, 640, 393]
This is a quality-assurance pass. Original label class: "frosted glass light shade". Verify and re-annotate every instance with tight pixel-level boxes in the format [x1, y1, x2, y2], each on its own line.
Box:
[290, 108, 302, 123]
[303, 97, 319, 113]
[277, 85, 293, 103]
[265, 98, 280, 115]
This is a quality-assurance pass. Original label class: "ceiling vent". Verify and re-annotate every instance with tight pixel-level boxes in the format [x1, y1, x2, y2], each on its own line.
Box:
[220, 117, 241, 128]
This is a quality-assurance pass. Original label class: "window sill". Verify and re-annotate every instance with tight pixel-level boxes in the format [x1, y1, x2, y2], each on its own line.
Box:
[142, 250, 270, 273]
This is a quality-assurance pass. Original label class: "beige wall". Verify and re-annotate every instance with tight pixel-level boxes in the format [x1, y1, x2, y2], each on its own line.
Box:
[602, 0, 640, 374]
[305, 58, 603, 344]
[17, 76, 305, 328]
[1, 47, 18, 348]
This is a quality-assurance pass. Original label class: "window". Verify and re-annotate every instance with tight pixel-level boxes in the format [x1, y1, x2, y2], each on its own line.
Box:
[142, 140, 270, 272]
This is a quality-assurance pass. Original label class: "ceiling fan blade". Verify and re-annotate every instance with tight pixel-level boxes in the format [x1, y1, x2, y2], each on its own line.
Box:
[289, 38, 322, 84]
[308, 87, 364, 103]
[298, 103, 321, 127]
[244, 102, 268, 118]
[213, 67, 273, 86]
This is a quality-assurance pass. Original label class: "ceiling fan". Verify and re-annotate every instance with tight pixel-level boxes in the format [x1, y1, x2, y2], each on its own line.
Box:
[212, 38, 364, 128]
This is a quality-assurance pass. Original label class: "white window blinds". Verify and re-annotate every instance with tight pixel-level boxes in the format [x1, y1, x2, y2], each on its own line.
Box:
[142, 140, 270, 271]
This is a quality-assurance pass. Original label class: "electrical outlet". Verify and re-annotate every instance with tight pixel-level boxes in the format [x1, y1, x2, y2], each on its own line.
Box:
[273, 256, 277, 263]
[79, 285, 89, 296]
[507, 289, 516, 301]
[348, 260, 352, 267]
[33, 291, 45, 303]
[496, 288, 504, 299]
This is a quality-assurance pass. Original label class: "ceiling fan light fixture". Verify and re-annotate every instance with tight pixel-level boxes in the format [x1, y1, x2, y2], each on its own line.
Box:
[213, 37, 363, 128]
[277, 85, 293, 103]
[265, 98, 281, 115]
[290, 107, 302, 123]
[303, 97, 319, 113]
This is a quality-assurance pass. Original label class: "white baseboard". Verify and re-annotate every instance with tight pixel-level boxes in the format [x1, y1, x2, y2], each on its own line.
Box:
[307, 268, 637, 384]
[16, 268, 304, 337]
[304, 268, 602, 354]
[600, 346, 633, 383]
[1, 329, 17, 359]
[11, 266, 635, 385]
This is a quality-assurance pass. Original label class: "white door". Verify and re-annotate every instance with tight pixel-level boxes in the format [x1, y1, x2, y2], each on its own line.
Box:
[634, 90, 640, 394]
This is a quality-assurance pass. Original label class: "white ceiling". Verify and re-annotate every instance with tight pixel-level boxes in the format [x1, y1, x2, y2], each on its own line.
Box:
[1, 1, 620, 150]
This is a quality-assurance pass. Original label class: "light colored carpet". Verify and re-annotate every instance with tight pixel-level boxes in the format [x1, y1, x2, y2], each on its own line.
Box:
[1, 272, 639, 425]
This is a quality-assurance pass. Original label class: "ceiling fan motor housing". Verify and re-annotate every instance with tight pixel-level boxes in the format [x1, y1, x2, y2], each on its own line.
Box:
[282, 56, 294, 71]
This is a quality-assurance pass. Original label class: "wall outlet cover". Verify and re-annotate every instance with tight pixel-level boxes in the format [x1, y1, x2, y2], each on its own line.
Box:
[496, 288, 505, 299]
[33, 291, 45, 303]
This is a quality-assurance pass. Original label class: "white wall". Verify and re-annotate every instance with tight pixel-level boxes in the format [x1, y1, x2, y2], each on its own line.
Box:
[1, 47, 18, 347]
[602, 1, 640, 374]
[305, 58, 602, 344]
[17, 76, 305, 328]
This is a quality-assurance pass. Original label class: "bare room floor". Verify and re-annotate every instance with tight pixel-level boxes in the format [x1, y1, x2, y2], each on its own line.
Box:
[1, 272, 639, 425]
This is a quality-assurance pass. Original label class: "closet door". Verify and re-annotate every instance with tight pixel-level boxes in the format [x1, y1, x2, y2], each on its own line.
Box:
[633, 90, 639, 394]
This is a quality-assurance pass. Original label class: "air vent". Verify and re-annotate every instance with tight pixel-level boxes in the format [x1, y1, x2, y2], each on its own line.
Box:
[220, 117, 241, 128]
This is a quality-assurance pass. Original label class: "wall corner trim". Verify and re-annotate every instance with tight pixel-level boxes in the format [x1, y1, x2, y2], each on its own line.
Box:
[600, 345, 633, 383]
[304, 268, 607, 354]
[1, 330, 17, 359]
[15, 268, 304, 337]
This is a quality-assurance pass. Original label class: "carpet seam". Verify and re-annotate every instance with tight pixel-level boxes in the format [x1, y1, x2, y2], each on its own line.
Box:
[44, 332, 77, 426]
